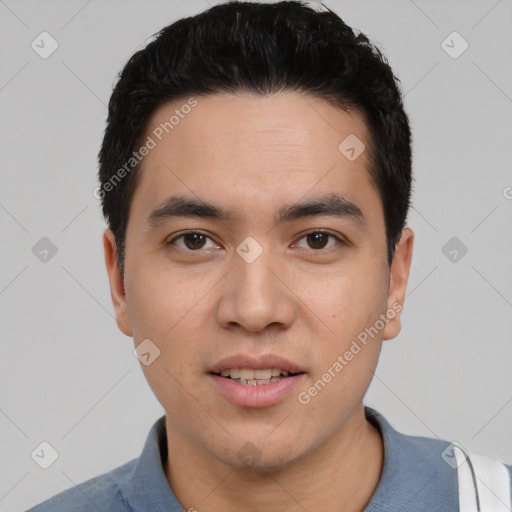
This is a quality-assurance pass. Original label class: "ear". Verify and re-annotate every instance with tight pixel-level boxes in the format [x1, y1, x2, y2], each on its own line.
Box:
[382, 227, 414, 341]
[103, 229, 133, 337]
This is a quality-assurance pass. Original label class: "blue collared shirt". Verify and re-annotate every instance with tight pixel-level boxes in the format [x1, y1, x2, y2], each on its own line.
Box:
[27, 406, 512, 511]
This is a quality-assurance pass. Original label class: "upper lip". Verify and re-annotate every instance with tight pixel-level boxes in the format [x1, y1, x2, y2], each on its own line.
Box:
[209, 354, 305, 374]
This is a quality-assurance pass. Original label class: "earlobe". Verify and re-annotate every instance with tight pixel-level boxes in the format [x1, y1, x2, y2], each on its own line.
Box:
[103, 229, 133, 337]
[382, 227, 414, 341]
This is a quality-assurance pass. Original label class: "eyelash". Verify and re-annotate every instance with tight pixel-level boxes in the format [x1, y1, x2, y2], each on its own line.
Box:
[166, 229, 345, 253]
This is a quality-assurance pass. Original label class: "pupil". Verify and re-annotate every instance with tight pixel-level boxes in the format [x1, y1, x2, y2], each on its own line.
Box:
[185, 233, 206, 250]
[308, 232, 327, 249]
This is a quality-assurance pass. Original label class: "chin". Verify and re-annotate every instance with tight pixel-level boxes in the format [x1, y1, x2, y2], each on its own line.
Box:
[231, 452, 299, 474]
[214, 434, 307, 474]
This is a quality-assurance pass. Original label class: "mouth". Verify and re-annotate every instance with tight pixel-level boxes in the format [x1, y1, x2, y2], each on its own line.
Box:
[207, 355, 307, 408]
[211, 368, 305, 386]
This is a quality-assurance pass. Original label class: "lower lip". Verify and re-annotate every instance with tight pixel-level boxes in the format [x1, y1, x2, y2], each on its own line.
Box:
[208, 373, 306, 408]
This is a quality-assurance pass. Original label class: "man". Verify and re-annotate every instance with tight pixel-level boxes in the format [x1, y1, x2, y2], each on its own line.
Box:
[28, 1, 511, 511]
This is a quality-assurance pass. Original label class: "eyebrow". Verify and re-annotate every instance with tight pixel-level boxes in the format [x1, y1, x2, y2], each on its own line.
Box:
[146, 192, 365, 227]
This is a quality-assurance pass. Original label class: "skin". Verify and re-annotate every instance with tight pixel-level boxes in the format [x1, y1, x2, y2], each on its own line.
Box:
[103, 91, 414, 512]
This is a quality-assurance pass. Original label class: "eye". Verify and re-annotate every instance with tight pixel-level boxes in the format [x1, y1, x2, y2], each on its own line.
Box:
[166, 229, 345, 252]
[167, 231, 219, 251]
[294, 230, 344, 251]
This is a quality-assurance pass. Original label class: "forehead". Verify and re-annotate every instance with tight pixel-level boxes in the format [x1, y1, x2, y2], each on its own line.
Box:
[143, 91, 370, 167]
[129, 92, 380, 228]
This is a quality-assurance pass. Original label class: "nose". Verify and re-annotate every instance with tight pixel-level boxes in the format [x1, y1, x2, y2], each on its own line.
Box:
[216, 244, 296, 334]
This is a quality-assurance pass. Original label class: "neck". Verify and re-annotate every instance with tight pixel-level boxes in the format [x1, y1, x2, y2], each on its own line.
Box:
[164, 404, 383, 512]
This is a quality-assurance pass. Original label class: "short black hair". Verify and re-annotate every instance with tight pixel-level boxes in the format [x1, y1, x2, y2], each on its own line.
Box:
[98, 0, 412, 280]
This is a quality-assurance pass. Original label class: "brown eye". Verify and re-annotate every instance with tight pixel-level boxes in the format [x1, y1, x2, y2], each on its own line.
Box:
[306, 232, 329, 249]
[295, 230, 342, 251]
[167, 231, 217, 251]
[182, 233, 207, 250]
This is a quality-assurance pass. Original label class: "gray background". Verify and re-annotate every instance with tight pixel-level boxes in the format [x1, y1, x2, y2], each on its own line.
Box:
[1, 0, 511, 510]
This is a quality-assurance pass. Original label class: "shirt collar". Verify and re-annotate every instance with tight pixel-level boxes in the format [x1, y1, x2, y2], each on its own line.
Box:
[122, 415, 183, 511]
[122, 406, 458, 511]
[364, 406, 458, 511]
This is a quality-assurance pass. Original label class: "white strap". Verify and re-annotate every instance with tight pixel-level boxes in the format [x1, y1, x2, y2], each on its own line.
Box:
[454, 443, 479, 512]
[453, 442, 511, 512]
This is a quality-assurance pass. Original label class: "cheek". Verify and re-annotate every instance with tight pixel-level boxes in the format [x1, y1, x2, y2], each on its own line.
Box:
[306, 262, 388, 389]
[125, 264, 201, 341]
[315, 264, 388, 334]
[125, 265, 212, 386]
[126, 269, 208, 425]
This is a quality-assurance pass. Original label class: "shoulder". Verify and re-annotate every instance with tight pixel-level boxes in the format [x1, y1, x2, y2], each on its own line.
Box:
[26, 458, 137, 512]
[364, 406, 512, 511]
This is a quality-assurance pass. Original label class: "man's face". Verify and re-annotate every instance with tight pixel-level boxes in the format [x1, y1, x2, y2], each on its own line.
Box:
[104, 92, 412, 470]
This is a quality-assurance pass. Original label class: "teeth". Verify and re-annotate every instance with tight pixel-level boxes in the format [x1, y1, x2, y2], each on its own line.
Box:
[254, 369, 272, 380]
[238, 369, 255, 380]
[230, 377, 277, 386]
[219, 368, 290, 380]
